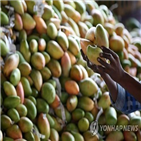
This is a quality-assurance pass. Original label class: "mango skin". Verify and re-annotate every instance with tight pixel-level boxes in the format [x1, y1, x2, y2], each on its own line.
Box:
[0, 39, 9, 56]
[40, 67, 51, 81]
[14, 13, 23, 31]
[16, 104, 27, 117]
[71, 131, 84, 141]
[29, 39, 38, 53]
[72, 108, 85, 121]
[47, 23, 58, 39]
[50, 128, 59, 141]
[0, 11, 9, 26]
[19, 62, 31, 77]
[61, 132, 75, 141]
[24, 132, 35, 141]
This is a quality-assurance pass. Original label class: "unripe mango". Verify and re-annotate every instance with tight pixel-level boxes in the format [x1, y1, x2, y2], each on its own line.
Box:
[18, 29, 27, 42]
[61, 132, 75, 141]
[16, 104, 27, 117]
[37, 113, 50, 141]
[0, 39, 9, 56]
[16, 51, 26, 66]
[3, 53, 19, 77]
[46, 114, 55, 128]
[106, 131, 124, 141]
[66, 124, 79, 133]
[41, 82, 56, 104]
[19, 117, 33, 133]
[19, 62, 31, 77]
[3, 81, 17, 96]
[6, 125, 22, 140]
[22, 13, 36, 30]
[24, 98, 37, 120]
[40, 67, 51, 81]
[51, 116, 62, 132]
[46, 40, 64, 60]
[24, 132, 35, 141]
[25, 0, 36, 15]
[14, 13, 23, 31]
[53, 0, 64, 12]
[71, 131, 84, 141]
[72, 108, 85, 121]
[29, 39, 38, 53]
[0, 11, 9, 26]
[47, 23, 58, 39]
[50, 128, 59, 141]
[47, 59, 62, 78]
[78, 118, 89, 132]
[31, 52, 45, 70]
[3, 137, 14, 141]
[10, 68, 21, 86]
[1, 115, 12, 130]
[41, 52, 50, 65]
[30, 69, 42, 92]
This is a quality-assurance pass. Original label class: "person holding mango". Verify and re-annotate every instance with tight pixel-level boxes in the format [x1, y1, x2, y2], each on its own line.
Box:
[81, 46, 141, 114]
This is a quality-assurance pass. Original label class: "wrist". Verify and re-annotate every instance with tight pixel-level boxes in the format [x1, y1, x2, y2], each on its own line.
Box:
[117, 69, 126, 84]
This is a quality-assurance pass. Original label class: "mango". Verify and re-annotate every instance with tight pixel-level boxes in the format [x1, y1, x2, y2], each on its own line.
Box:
[37, 98, 49, 114]
[23, 98, 37, 120]
[32, 124, 41, 141]
[7, 108, 20, 123]
[3, 137, 14, 141]
[86, 45, 103, 65]
[41, 82, 56, 104]
[61, 10, 68, 24]
[50, 117, 62, 132]
[47, 79, 57, 88]
[3, 53, 19, 77]
[78, 22, 89, 38]
[49, 128, 59, 141]
[28, 96, 36, 105]
[95, 24, 109, 48]
[38, 38, 46, 51]
[46, 0, 53, 5]
[105, 107, 117, 125]
[65, 80, 79, 95]
[18, 29, 27, 42]
[46, 40, 64, 60]
[10, 68, 21, 86]
[71, 131, 84, 141]
[16, 51, 26, 65]
[72, 108, 85, 121]
[3, 81, 17, 96]
[47, 23, 58, 39]
[117, 114, 129, 127]
[40, 67, 51, 81]
[42, 5, 54, 21]
[66, 95, 78, 112]
[85, 112, 94, 123]
[46, 114, 55, 128]
[29, 39, 38, 53]
[24, 132, 35, 141]
[22, 13, 36, 30]
[123, 131, 137, 141]
[60, 92, 69, 104]
[9, 0, 24, 15]
[20, 40, 31, 63]
[130, 116, 141, 129]
[0, 39, 9, 56]
[37, 113, 50, 141]
[31, 88, 39, 98]
[79, 65, 88, 79]
[109, 33, 125, 52]
[27, 34, 40, 43]
[25, 0, 36, 15]
[31, 52, 45, 70]
[50, 95, 60, 109]
[18, 117, 33, 133]
[53, 0, 64, 12]
[83, 131, 99, 141]
[78, 97, 94, 111]
[67, 50, 77, 65]
[78, 117, 89, 132]
[21, 77, 32, 97]
[19, 62, 31, 77]
[91, 9, 104, 26]
[30, 69, 42, 92]
[68, 36, 80, 56]
[46, 18, 61, 29]
[74, 1, 86, 15]
[85, 27, 96, 42]
[104, 23, 114, 36]
[47, 59, 62, 78]
[16, 104, 27, 117]
[65, 123, 79, 133]
[0, 11, 9, 26]
[41, 52, 50, 64]
[79, 78, 98, 96]
[26, 76, 34, 86]
[33, 15, 47, 34]
[70, 65, 83, 81]
[6, 125, 22, 140]
[115, 23, 124, 36]
[56, 30, 69, 51]
[61, 132, 75, 141]
[61, 52, 71, 77]
[14, 13, 23, 31]
[106, 131, 124, 141]
[1, 115, 12, 130]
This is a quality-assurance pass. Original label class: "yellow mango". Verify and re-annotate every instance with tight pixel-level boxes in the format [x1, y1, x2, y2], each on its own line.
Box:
[85, 27, 96, 42]
[47, 23, 58, 39]
[67, 50, 77, 65]
[78, 22, 89, 38]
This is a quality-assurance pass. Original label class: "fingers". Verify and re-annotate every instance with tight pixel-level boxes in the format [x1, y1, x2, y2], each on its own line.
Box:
[91, 64, 106, 74]
[97, 57, 110, 68]
[99, 52, 114, 64]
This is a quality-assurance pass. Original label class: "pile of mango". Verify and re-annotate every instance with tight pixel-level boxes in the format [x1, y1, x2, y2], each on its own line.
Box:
[1, 0, 141, 141]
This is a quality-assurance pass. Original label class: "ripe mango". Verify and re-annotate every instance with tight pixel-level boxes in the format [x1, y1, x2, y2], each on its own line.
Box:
[41, 82, 56, 104]
[83, 131, 99, 141]
[46, 18, 61, 29]
[79, 78, 98, 96]
[61, 52, 71, 77]
[104, 23, 114, 36]
[71, 131, 84, 141]
[9, 0, 24, 15]
[3, 95, 20, 109]
[36, 98, 49, 114]
[106, 131, 124, 141]
[47, 23, 58, 39]
[117, 114, 129, 127]
[123, 131, 137, 141]
[41, 52, 50, 64]
[0, 11, 9, 26]
[20, 40, 31, 63]
[21, 77, 32, 97]
[65, 80, 79, 95]
[19, 62, 31, 77]
[61, 132, 75, 141]
[46, 40, 64, 60]
[78, 117, 89, 132]
[1, 115, 12, 130]
[85, 27, 96, 42]
[68, 36, 80, 56]
[7, 108, 20, 123]
[78, 97, 94, 111]
[37, 113, 50, 141]
[18, 117, 33, 133]
[50, 128, 59, 141]
[67, 51, 77, 65]
[95, 24, 109, 48]
[16, 104, 27, 117]
[66, 95, 78, 112]
[50, 95, 60, 109]
[31, 52, 45, 70]
[29, 39, 38, 53]
[42, 5, 54, 21]
[38, 38, 46, 51]
[115, 23, 124, 36]
[86, 45, 103, 65]
[0, 39, 9, 56]
[40, 67, 51, 81]
[3, 81, 17, 96]
[47, 59, 62, 78]
[6, 125, 22, 140]
[56, 30, 69, 51]
[3, 53, 19, 77]
[14, 13, 23, 31]
[24, 98, 37, 120]
[30, 69, 42, 92]
[72, 108, 85, 121]
[22, 13, 36, 30]
[78, 22, 89, 38]
[24, 132, 35, 141]
[79, 65, 88, 79]
[70, 65, 83, 81]
[33, 15, 47, 34]
[10, 68, 21, 86]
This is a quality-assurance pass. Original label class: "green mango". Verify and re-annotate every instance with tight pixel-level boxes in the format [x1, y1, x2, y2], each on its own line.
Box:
[7, 108, 20, 123]
[16, 51, 26, 65]
[71, 131, 84, 141]
[27, 34, 40, 43]
[61, 132, 75, 141]
[45, 0, 53, 5]
[40, 67, 51, 81]
[25, 0, 36, 15]
[50, 128, 59, 141]
[84, 112, 94, 123]
[29, 39, 38, 53]
[65, 123, 79, 133]
[24, 132, 35, 141]
[74, 1, 86, 15]
[72, 108, 85, 121]
[52, 5, 62, 20]
[47, 79, 57, 89]
[16, 104, 27, 117]
[3, 137, 14, 141]
[28, 96, 36, 106]
[41, 52, 50, 65]
[51, 116, 62, 132]
[46, 114, 55, 128]
[31, 88, 39, 98]
[53, 0, 64, 12]
[0, 39, 9, 56]
[19, 29, 27, 42]
[24, 98, 37, 120]
[60, 92, 69, 104]
[33, 124, 41, 141]
[1, 115, 12, 130]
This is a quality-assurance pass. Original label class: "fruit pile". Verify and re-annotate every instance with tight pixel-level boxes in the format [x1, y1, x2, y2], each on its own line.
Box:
[1, 0, 141, 141]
